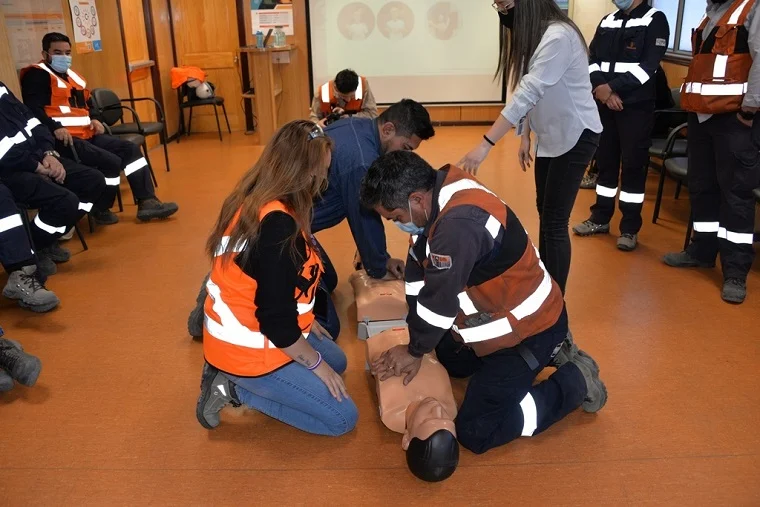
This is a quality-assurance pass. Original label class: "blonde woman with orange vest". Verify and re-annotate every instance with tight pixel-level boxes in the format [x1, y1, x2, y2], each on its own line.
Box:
[664, 0, 760, 305]
[196, 120, 358, 435]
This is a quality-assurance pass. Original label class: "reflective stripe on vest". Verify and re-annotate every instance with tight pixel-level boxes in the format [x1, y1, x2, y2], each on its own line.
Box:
[590, 61, 650, 84]
[0, 85, 8, 99]
[599, 8, 657, 29]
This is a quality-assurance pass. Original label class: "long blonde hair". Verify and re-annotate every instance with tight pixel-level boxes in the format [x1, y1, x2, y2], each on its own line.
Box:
[206, 120, 333, 265]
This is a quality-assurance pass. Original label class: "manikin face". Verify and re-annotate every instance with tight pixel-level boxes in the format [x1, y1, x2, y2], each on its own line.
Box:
[401, 398, 456, 450]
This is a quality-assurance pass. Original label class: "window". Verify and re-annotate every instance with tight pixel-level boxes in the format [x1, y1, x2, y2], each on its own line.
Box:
[651, 0, 706, 56]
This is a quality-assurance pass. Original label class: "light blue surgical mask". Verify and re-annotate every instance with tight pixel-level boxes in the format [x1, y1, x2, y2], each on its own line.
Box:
[393, 200, 425, 236]
[49, 54, 72, 74]
[613, 0, 634, 11]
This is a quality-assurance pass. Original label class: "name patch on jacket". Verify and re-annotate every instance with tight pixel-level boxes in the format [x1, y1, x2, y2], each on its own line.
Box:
[656, 38, 667, 47]
[429, 253, 452, 270]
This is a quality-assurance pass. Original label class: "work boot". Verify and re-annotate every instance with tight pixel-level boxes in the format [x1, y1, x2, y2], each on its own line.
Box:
[570, 354, 607, 413]
[2, 266, 61, 313]
[722, 278, 747, 304]
[572, 220, 610, 237]
[580, 171, 598, 189]
[188, 274, 209, 339]
[38, 241, 71, 263]
[0, 338, 42, 386]
[196, 362, 240, 429]
[617, 233, 638, 252]
[662, 250, 715, 269]
[137, 198, 179, 222]
[36, 256, 57, 278]
[0, 340, 23, 392]
[550, 330, 600, 372]
[90, 208, 119, 226]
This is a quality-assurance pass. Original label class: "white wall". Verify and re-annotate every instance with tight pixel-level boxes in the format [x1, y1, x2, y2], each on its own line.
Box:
[570, 0, 617, 43]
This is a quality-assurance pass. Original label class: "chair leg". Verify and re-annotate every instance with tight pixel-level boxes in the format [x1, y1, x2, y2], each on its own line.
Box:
[88, 214, 95, 234]
[18, 208, 36, 252]
[142, 143, 158, 188]
[674, 180, 683, 200]
[221, 103, 231, 133]
[652, 161, 668, 224]
[213, 104, 223, 142]
[161, 128, 171, 172]
[75, 224, 88, 252]
[116, 185, 124, 213]
[188, 107, 194, 137]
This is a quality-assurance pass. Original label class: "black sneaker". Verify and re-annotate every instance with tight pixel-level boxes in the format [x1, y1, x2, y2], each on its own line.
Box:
[572, 220, 610, 236]
[196, 362, 240, 429]
[662, 251, 715, 268]
[90, 208, 119, 225]
[137, 198, 179, 222]
[722, 278, 747, 304]
[188, 274, 209, 339]
[0, 338, 42, 386]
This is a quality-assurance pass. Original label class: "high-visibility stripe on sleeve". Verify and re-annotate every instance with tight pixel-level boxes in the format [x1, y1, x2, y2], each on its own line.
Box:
[718, 227, 754, 245]
[589, 63, 601, 74]
[0, 86, 8, 99]
[0, 131, 26, 160]
[24, 118, 42, 136]
[457, 291, 478, 316]
[614, 62, 650, 85]
[519, 393, 538, 437]
[619, 191, 645, 204]
[485, 215, 501, 239]
[0, 214, 23, 234]
[104, 177, 121, 186]
[693, 221, 720, 233]
[124, 157, 148, 176]
[416, 302, 456, 330]
[405, 280, 424, 296]
[33, 215, 66, 235]
[596, 184, 618, 198]
[78, 202, 93, 212]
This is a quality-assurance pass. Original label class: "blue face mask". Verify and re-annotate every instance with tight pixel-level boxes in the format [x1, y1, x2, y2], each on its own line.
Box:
[613, 0, 634, 10]
[49, 54, 72, 74]
[393, 200, 425, 236]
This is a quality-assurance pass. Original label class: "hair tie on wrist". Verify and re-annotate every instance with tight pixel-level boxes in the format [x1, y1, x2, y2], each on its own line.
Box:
[307, 351, 323, 371]
[483, 134, 496, 146]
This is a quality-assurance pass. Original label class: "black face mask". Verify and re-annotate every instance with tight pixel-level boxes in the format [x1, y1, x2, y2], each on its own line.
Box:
[499, 9, 514, 29]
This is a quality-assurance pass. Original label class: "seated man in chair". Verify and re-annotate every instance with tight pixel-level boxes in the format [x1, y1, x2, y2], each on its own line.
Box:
[20, 32, 178, 225]
[0, 81, 105, 278]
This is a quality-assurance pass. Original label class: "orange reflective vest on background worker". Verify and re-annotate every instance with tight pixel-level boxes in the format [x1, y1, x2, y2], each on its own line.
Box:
[406, 166, 565, 357]
[203, 201, 323, 377]
[170, 66, 207, 89]
[681, 0, 756, 114]
[319, 76, 367, 117]
[19, 62, 94, 140]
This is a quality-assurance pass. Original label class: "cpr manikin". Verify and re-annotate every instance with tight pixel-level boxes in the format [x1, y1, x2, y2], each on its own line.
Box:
[366, 328, 459, 482]
[348, 270, 407, 339]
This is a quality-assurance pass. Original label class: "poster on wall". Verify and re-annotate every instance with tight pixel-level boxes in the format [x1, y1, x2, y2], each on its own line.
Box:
[1, 0, 66, 69]
[68, 0, 101, 54]
[251, 0, 294, 36]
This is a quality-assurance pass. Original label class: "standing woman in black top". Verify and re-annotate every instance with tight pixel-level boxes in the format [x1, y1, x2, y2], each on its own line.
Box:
[196, 120, 359, 436]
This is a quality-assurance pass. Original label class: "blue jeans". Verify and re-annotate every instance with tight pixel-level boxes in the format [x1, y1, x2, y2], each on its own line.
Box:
[224, 333, 358, 436]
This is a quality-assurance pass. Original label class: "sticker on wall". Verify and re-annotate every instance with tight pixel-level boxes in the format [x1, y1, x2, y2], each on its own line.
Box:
[68, 0, 101, 53]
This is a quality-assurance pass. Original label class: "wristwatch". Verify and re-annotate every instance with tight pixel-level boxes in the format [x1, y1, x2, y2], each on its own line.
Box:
[43, 150, 60, 158]
[739, 110, 756, 121]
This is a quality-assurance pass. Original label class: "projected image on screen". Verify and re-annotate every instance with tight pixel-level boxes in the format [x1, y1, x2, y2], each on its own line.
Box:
[309, 0, 503, 104]
[338, 3, 375, 41]
[427, 2, 460, 41]
[377, 2, 414, 40]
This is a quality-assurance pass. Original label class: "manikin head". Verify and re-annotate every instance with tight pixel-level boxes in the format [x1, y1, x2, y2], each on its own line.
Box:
[41, 32, 72, 74]
[374, 99, 435, 156]
[360, 151, 437, 236]
[402, 398, 459, 482]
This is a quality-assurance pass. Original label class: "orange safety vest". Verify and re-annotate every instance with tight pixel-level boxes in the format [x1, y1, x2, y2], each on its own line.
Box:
[681, 0, 756, 114]
[170, 66, 207, 90]
[409, 166, 564, 357]
[203, 201, 323, 377]
[20, 62, 93, 140]
[318, 76, 367, 117]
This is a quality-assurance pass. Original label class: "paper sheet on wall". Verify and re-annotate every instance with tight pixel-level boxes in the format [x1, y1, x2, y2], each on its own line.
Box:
[1, 0, 66, 69]
[251, 0, 294, 36]
[68, 0, 101, 54]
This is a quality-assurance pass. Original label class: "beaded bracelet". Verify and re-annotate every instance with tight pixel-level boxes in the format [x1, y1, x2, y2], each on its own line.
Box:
[307, 351, 323, 371]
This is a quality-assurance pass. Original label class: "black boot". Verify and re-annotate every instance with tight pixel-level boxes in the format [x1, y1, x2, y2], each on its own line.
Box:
[0, 338, 42, 386]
